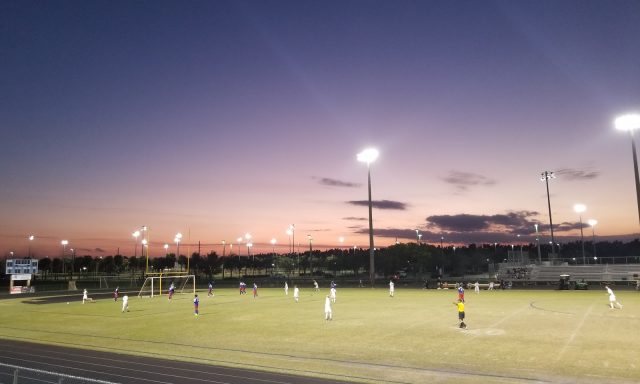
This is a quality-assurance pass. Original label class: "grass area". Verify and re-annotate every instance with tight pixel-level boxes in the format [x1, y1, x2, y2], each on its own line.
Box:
[0, 286, 639, 383]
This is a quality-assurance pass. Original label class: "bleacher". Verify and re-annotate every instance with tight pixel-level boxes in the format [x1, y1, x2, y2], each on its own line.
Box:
[497, 263, 640, 284]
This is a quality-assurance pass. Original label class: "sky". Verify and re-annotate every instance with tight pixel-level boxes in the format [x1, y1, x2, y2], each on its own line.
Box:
[2, 0, 640, 259]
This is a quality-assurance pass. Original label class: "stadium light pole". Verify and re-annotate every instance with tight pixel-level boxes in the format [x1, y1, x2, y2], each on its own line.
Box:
[588, 219, 598, 259]
[247, 242, 253, 275]
[541, 171, 556, 258]
[415, 229, 420, 244]
[174, 232, 182, 260]
[222, 240, 226, 257]
[574, 204, 586, 265]
[614, 114, 640, 226]
[237, 236, 244, 277]
[286, 228, 292, 253]
[61, 240, 68, 274]
[141, 226, 148, 259]
[70, 248, 75, 277]
[307, 235, 313, 274]
[28, 235, 35, 258]
[132, 230, 140, 258]
[357, 148, 378, 288]
[534, 224, 541, 264]
[163, 243, 169, 255]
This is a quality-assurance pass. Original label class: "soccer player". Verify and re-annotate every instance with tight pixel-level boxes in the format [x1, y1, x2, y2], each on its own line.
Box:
[324, 295, 332, 321]
[488, 281, 494, 290]
[474, 281, 480, 294]
[121, 294, 129, 312]
[457, 284, 465, 302]
[208, 281, 214, 297]
[389, 280, 395, 297]
[253, 283, 258, 298]
[605, 286, 623, 309]
[313, 280, 319, 292]
[114, 286, 119, 302]
[454, 299, 466, 328]
[284, 281, 289, 296]
[293, 285, 299, 302]
[168, 282, 175, 300]
[194, 294, 199, 318]
[329, 287, 336, 303]
[82, 289, 88, 304]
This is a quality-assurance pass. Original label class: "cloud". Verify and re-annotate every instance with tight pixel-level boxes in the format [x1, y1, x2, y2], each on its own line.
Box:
[317, 177, 361, 188]
[555, 168, 599, 181]
[348, 200, 407, 210]
[94, 248, 106, 253]
[342, 217, 367, 221]
[554, 221, 587, 232]
[441, 170, 496, 192]
[426, 211, 540, 234]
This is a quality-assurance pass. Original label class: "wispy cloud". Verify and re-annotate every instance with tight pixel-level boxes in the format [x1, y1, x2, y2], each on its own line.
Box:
[342, 217, 367, 221]
[555, 167, 599, 181]
[441, 170, 497, 192]
[316, 177, 361, 188]
[348, 200, 407, 210]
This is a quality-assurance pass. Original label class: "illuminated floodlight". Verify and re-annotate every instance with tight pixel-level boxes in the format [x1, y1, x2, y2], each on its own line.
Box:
[614, 114, 640, 132]
[357, 148, 379, 165]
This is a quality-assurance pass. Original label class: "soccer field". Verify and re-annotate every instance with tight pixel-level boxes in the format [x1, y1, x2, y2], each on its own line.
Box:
[0, 286, 638, 383]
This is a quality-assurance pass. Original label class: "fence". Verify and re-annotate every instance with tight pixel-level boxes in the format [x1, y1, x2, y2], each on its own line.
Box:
[0, 362, 120, 384]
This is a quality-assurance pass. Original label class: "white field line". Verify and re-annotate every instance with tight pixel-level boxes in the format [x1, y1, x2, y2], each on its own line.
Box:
[554, 302, 594, 363]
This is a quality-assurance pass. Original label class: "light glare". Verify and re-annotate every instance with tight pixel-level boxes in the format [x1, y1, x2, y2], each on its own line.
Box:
[614, 114, 640, 131]
[357, 148, 379, 164]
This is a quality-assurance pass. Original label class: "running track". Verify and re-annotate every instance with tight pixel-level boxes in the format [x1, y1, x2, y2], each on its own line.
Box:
[0, 339, 351, 384]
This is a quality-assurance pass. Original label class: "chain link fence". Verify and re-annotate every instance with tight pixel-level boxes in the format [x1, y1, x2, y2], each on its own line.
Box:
[0, 362, 120, 384]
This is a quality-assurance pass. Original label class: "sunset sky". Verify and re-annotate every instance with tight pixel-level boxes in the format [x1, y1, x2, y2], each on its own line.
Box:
[2, 0, 640, 258]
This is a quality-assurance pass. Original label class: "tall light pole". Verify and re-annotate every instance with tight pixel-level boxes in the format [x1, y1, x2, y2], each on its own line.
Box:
[615, 114, 640, 226]
[574, 204, 586, 264]
[70, 248, 75, 277]
[415, 229, 420, 244]
[174, 232, 182, 261]
[541, 171, 556, 258]
[141, 226, 148, 260]
[244, 233, 252, 273]
[289, 224, 295, 255]
[222, 240, 226, 257]
[237, 237, 243, 274]
[357, 148, 378, 288]
[163, 243, 169, 256]
[588, 219, 598, 259]
[247, 242, 253, 275]
[286, 228, 292, 253]
[132, 230, 140, 257]
[307, 234, 313, 274]
[28, 235, 35, 258]
[61, 240, 68, 274]
[270, 238, 276, 255]
[534, 224, 541, 264]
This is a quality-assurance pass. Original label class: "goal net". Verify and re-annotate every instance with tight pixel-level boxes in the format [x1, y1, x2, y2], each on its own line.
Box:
[138, 274, 195, 298]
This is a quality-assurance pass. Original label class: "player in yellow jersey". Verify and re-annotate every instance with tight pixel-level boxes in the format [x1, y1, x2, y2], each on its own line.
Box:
[454, 299, 466, 329]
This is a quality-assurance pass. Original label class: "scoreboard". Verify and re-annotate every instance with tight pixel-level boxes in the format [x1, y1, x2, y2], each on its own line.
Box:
[5, 259, 38, 275]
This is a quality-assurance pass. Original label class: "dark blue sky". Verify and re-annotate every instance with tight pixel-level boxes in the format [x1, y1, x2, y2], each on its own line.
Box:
[2, 0, 640, 256]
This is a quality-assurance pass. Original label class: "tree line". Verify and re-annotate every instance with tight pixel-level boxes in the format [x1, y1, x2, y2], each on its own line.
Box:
[26, 239, 640, 280]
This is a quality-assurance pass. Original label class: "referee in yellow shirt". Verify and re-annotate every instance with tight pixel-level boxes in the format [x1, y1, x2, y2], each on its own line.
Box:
[454, 299, 466, 329]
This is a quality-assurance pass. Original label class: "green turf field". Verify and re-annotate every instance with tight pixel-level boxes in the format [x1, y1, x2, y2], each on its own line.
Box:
[0, 286, 638, 383]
